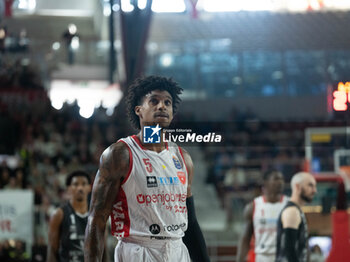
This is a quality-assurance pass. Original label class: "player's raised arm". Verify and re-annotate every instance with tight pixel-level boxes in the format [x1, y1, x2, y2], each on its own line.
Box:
[181, 148, 210, 262]
[84, 142, 130, 262]
[236, 202, 254, 262]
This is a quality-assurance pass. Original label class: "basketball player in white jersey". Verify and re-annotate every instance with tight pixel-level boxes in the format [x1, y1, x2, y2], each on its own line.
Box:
[84, 76, 210, 262]
[237, 170, 288, 262]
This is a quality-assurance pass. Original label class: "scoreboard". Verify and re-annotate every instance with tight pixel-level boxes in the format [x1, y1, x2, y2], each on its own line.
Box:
[332, 82, 350, 112]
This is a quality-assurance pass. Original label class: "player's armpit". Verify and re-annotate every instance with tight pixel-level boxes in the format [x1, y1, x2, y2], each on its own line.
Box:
[84, 141, 130, 262]
[236, 202, 254, 262]
[46, 208, 63, 262]
[281, 206, 301, 229]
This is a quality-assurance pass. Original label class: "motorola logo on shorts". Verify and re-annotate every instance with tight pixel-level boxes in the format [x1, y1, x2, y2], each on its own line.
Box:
[149, 224, 161, 235]
[164, 223, 186, 232]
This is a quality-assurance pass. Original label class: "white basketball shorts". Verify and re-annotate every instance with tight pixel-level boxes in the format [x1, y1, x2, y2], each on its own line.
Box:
[114, 236, 191, 262]
[255, 253, 276, 262]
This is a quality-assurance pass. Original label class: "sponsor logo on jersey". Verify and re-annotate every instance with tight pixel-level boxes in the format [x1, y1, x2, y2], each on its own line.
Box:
[111, 199, 129, 238]
[158, 176, 180, 186]
[146, 176, 182, 187]
[147, 176, 158, 188]
[143, 124, 161, 143]
[164, 223, 186, 232]
[177, 171, 186, 185]
[259, 218, 266, 225]
[149, 224, 161, 234]
[136, 192, 187, 206]
[172, 155, 182, 169]
[259, 218, 278, 225]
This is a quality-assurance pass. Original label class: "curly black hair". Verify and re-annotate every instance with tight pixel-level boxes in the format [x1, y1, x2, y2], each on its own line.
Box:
[126, 75, 183, 130]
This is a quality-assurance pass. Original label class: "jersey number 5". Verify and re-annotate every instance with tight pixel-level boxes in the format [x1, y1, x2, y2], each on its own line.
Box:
[143, 158, 153, 173]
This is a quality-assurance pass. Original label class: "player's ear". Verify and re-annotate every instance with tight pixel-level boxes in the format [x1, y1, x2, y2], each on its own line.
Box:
[135, 106, 141, 116]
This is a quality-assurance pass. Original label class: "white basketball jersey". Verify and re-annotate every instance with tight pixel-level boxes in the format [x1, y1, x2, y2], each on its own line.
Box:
[253, 195, 288, 254]
[110, 135, 188, 239]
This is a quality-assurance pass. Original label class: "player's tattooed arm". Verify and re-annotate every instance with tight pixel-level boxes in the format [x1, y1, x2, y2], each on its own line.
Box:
[237, 202, 254, 262]
[84, 142, 130, 262]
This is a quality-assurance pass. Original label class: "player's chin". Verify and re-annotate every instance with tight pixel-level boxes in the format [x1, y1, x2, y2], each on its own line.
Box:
[305, 195, 314, 203]
[155, 119, 170, 127]
[75, 196, 85, 202]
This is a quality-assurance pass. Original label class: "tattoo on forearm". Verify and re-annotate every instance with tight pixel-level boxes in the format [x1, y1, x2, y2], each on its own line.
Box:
[85, 143, 129, 262]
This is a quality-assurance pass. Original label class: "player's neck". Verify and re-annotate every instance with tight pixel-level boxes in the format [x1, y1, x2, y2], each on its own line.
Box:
[290, 195, 303, 207]
[264, 192, 282, 203]
[70, 199, 88, 214]
[137, 132, 167, 153]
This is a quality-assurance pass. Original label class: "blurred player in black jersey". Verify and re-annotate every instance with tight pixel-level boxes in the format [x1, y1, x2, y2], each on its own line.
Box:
[275, 172, 317, 262]
[47, 171, 91, 262]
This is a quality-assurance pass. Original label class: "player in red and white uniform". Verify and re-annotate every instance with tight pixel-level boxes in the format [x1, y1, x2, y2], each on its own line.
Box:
[84, 76, 210, 262]
[237, 170, 288, 262]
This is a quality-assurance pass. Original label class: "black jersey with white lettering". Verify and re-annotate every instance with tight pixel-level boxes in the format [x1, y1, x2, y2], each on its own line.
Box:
[275, 201, 308, 262]
[58, 203, 88, 262]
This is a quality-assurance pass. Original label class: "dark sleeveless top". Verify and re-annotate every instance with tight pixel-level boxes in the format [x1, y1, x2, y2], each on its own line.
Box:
[58, 203, 88, 262]
[276, 201, 308, 262]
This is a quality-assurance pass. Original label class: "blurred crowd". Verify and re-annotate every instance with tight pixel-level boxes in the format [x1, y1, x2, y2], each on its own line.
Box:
[0, 68, 129, 260]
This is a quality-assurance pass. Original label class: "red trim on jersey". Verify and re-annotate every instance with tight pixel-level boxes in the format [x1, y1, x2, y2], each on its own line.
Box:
[252, 199, 256, 221]
[178, 146, 188, 174]
[248, 249, 256, 262]
[262, 195, 267, 203]
[110, 188, 130, 238]
[119, 140, 133, 185]
[252, 199, 256, 239]
[280, 195, 284, 202]
[131, 135, 146, 150]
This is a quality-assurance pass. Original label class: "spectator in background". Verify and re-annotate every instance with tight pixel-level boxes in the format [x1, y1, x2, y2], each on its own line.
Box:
[32, 236, 47, 262]
[4, 175, 18, 189]
[309, 245, 325, 262]
[0, 166, 10, 188]
[0, 26, 7, 53]
[0, 240, 11, 261]
[8, 240, 29, 262]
